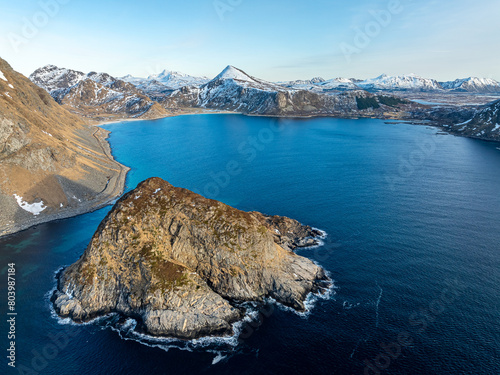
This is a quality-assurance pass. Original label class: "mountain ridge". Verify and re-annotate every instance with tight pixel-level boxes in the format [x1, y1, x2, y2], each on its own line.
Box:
[0, 57, 128, 237]
[30, 65, 169, 121]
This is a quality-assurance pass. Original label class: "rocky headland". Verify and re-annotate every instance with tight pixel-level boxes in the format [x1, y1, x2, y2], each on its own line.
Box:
[52, 177, 329, 339]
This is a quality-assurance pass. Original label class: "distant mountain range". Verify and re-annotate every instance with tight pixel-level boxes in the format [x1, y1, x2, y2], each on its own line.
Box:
[281, 74, 500, 93]
[28, 63, 500, 139]
[160, 65, 418, 117]
[30, 64, 421, 118]
[118, 68, 500, 94]
[30, 65, 500, 118]
[440, 77, 500, 93]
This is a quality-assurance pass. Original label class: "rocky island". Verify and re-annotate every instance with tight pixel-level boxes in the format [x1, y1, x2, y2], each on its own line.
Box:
[52, 177, 329, 339]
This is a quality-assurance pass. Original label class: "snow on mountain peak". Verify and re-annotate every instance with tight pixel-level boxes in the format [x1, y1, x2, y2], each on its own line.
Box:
[359, 73, 441, 91]
[440, 77, 500, 92]
[129, 69, 210, 89]
[35, 64, 59, 72]
[214, 65, 255, 83]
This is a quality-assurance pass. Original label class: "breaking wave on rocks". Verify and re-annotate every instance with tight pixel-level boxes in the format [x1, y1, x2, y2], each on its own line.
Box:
[264, 270, 337, 318]
[46, 236, 335, 357]
[301, 227, 328, 249]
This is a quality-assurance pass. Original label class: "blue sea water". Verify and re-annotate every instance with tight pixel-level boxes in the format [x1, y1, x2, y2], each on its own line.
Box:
[1, 114, 500, 375]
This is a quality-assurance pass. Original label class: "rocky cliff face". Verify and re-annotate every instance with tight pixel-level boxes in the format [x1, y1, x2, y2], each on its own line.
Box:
[30, 65, 168, 121]
[445, 99, 500, 140]
[53, 177, 329, 339]
[0, 57, 128, 237]
[408, 98, 500, 141]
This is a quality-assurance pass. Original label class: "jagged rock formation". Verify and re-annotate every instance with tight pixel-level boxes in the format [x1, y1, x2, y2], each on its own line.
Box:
[0, 57, 128, 237]
[29, 65, 168, 121]
[52, 177, 329, 339]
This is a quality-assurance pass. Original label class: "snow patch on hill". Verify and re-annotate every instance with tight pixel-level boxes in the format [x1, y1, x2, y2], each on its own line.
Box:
[13, 194, 47, 215]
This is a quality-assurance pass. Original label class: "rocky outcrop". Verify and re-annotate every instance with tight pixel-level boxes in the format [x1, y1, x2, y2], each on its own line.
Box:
[52, 177, 329, 339]
[445, 99, 500, 140]
[407, 98, 500, 141]
[0, 57, 129, 237]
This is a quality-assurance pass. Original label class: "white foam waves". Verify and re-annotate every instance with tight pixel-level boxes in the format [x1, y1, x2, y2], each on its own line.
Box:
[375, 283, 383, 328]
[45, 232, 335, 355]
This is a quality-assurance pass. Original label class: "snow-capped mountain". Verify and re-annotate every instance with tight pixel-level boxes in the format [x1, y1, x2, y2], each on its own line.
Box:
[278, 77, 325, 88]
[162, 65, 290, 113]
[440, 77, 500, 93]
[279, 77, 360, 92]
[119, 70, 209, 100]
[316, 78, 361, 91]
[120, 70, 209, 95]
[358, 74, 443, 92]
[29, 64, 85, 92]
[287, 77, 326, 85]
[162, 65, 414, 116]
[280, 73, 500, 93]
[30, 65, 167, 119]
[149, 70, 210, 88]
[197, 65, 288, 112]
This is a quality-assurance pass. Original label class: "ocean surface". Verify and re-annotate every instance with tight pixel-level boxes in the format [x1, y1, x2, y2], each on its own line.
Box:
[1, 114, 500, 375]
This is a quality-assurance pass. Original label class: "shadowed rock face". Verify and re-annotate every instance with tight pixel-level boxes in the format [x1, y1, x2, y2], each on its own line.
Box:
[52, 177, 329, 339]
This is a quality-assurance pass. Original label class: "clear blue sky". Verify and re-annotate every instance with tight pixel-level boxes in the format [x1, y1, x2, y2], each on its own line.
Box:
[1, 0, 499, 81]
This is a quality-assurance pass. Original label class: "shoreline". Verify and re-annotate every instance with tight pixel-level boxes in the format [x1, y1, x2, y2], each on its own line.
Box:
[93, 109, 240, 127]
[2, 108, 498, 239]
[0, 128, 130, 239]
